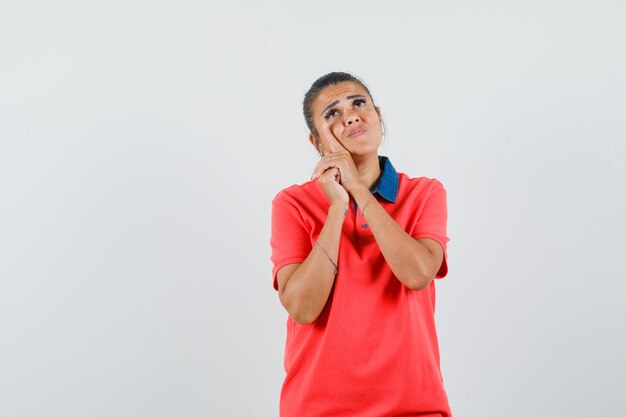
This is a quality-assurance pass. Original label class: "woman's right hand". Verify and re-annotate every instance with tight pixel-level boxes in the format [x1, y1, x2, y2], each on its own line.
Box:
[317, 158, 349, 207]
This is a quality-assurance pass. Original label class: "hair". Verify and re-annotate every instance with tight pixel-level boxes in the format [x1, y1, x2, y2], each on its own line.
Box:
[303, 72, 378, 139]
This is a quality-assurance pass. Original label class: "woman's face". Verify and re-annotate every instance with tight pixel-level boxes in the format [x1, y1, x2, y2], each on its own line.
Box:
[310, 81, 382, 157]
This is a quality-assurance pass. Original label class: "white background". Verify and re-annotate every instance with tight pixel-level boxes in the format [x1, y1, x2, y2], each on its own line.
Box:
[1, 1, 625, 416]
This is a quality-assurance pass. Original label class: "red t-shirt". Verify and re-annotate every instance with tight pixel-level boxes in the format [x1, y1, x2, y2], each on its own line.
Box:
[270, 159, 451, 417]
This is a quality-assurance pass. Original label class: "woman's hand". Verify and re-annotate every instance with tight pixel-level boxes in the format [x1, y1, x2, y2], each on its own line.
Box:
[317, 163, 349, 207]
[311, 123, 364, 193]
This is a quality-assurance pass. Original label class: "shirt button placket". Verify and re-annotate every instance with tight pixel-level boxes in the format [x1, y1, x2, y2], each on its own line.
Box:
[355, 198, 373, 237]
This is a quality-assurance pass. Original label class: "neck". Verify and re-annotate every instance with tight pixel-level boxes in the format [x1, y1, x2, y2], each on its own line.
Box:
[352, 153, 381, 190]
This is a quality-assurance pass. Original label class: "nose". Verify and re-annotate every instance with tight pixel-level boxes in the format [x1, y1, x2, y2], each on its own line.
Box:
[344, 110, 360, 126]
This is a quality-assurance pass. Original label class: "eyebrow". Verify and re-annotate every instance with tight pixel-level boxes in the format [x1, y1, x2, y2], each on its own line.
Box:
[320, 95, 367, 116]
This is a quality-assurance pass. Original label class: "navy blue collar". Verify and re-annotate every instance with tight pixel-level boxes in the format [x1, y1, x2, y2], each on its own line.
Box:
[352, 156, 399, 212]
[371, 155, 399, 203]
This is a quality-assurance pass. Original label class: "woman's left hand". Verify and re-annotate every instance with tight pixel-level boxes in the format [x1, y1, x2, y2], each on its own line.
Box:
[311, 123, 364, 193]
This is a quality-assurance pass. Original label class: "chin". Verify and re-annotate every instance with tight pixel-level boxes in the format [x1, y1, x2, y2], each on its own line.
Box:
[348, 146, 379, 159]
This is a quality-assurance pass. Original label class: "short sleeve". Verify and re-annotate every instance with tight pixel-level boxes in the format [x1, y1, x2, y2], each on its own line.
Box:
[411, 180, 450, 279]
[270, 192, 312, 290]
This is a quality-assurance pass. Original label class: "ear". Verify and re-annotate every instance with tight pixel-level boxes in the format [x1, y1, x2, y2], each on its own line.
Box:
[309, 132, 322, 150]
[375, 106, 381, 118]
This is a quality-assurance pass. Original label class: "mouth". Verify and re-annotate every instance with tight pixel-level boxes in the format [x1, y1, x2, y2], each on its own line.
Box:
[348, 129, 366, 138]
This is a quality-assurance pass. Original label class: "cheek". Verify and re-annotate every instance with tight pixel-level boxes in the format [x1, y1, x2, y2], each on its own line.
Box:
[365, 110, 380, 124]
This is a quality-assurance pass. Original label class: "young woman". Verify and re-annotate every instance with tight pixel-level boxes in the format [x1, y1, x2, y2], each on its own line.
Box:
[270, 72, 452, 416]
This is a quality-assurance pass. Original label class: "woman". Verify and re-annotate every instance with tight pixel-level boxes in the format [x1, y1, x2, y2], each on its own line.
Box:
[270, 72, 452, 416]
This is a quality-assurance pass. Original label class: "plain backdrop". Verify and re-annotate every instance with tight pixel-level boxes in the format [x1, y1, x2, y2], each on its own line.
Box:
[1, 1, 625, 416]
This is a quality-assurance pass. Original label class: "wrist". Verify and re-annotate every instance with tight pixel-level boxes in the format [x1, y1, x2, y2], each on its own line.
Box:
[329, 203, 349, 217]
[349, 184, 372, 202]
[344, 181, 366, 195]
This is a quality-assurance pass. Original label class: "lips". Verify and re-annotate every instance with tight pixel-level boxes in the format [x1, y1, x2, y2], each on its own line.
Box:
[347, 128, 366, 138]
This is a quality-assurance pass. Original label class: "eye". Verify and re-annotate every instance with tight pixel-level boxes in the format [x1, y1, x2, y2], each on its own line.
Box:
[353, 98, 366, 108]
[324, 108, 338, 120]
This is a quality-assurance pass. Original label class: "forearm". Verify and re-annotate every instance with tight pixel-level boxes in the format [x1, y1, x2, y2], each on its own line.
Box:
[281, 204, 347, 324]
[350, 185, 432, 290]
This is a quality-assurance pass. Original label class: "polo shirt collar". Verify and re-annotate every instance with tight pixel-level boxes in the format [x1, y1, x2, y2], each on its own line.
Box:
[370, 155, 399, 203]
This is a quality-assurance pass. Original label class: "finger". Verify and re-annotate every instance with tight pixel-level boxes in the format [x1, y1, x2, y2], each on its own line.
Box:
[319, 167, 341, 183]
[321, 122, 347, 154]
[311, 125, 345, 179]
[333, 167, 342, 183]
[312, 153, 345, 180]
[311, 158, 335, 180]
[311, 150, 336, 179]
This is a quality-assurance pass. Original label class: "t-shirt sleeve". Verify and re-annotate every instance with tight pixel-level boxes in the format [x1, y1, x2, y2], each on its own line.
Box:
[411, 179, 450, 279]
[270, 192, 312, 291]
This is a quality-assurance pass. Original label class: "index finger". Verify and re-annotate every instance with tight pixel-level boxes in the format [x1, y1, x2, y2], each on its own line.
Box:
[321, 122, 347, 154]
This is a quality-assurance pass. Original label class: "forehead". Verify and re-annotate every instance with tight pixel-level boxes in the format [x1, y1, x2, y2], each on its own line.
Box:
[313, 81, 370, 112]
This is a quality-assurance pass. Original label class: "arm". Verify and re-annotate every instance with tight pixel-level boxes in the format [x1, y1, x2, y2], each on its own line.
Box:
[308, 124, 446, 291]
[350, 185, 444, 290]
[276, 203, 347, 324]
